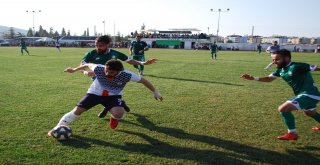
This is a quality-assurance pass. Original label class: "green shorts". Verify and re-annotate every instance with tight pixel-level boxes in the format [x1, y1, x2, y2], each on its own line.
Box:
[287, 94, 319, 111]
[132, 55, 145, 63]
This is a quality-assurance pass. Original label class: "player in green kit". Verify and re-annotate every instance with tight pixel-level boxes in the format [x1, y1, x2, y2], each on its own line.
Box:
[129, 34, 149, 75]
[81, 35, 157, 118]
[241, 49, 320, 140]
[210, 42, 218, 60]
[20, 39, 30, 55]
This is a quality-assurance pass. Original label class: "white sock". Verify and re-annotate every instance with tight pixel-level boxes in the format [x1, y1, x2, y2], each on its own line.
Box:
[288, 129, 297, 134]
[264, 63, 273, 69]
[57, 111, 78, 127]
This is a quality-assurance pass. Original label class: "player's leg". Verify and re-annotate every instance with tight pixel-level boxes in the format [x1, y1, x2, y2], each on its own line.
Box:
[132, 55, 140, 72]
[21, 48, 24, 55]
[277, 101, 299, 140]
[25, 48, 30, 55]
[298, 97, 320, 130]
[214, 52, 217, 60]
[103, 96, 126, 129]
[98, 100, 130, 118]
[109, 107, 126, 129]
[48, 94, 99, 136]
[139, 55, 145, 75]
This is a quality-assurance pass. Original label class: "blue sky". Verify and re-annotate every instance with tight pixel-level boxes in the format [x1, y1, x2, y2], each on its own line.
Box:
[1, 0, 319, 37]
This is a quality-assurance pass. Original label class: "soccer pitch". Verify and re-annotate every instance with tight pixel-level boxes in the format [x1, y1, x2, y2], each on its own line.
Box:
[1, 47, 320, 164]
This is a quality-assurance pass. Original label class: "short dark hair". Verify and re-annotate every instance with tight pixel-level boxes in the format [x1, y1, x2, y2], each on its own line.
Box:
[273, 49, 291, 59]
[96, 35, 112, 45]
[105, 59, 124, 71]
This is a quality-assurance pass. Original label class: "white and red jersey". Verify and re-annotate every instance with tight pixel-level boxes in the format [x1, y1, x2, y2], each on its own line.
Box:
[87, 64, 141, 96]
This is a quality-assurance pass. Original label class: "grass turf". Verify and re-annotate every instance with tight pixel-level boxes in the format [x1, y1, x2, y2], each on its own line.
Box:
[0, 47, 320, 164]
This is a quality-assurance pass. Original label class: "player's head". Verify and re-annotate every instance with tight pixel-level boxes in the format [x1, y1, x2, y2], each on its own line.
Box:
[136, 34, 142, 41]
[271, 49, 291, 68]
[95, 35, 112, 54]
[104, 59, 124, 77]
[272, 40, 278, 45]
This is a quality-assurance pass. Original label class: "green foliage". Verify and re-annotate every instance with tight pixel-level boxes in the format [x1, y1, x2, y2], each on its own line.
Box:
[0, 47, 320, 164]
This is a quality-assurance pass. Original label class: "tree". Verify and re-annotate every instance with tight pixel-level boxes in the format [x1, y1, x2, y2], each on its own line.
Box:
[67, 30, 71, 36]
[133, 30, 138, 37]
[86, 28, 89, 36]
[2, 27, 15, 39]
[115, 31, 121, 42]
[49, 27, 54, 38]
[54, 31, 59, 38]
[61, 28, 66, 36]
[8, 27, 16, 39]
[82, 30, 87, 36]
[27, 28, 33, 37]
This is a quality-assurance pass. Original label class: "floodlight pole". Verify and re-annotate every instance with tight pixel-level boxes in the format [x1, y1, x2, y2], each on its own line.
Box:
[103, 20, 106, 35]
[210, 8, 229, 43]
[26, 10, 41, 45]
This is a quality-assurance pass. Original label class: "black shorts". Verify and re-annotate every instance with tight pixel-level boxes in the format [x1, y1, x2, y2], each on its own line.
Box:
[77, 94, 126, 110]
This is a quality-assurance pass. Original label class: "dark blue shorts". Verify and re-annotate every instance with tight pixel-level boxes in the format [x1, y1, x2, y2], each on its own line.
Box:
[77, 94, 126, 110]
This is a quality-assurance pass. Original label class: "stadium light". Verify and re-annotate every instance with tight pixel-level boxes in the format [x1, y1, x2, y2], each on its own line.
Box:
[26, 10, 41, 45]
[210, 8, 230, 43]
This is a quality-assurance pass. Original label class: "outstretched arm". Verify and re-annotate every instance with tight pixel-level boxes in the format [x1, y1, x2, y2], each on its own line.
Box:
[240, 74, 276, 82]
[138, 77, 163, 101]
[126, 58, 157, 65]
[64, 64, 95, 73]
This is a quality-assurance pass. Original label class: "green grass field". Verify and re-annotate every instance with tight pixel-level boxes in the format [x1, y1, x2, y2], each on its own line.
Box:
[1, 47, 320, 164]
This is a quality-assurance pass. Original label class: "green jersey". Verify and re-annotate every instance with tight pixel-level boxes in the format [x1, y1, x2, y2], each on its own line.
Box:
[130, 41, 148, 56]
[271, 62, 320, 96]
[210, 44, 218, 52]
[82, 49, 128, 65]
[20, 41, 27, 49]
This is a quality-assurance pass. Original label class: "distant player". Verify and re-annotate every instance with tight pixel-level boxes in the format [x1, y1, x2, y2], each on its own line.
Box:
[129, 34, 149, 76]
[55, 39, 61, 52]
[20, 39, 30, 55]
[257, 43, 262, 54]
[241, 49, 320, 140]
[264, 41, 280, 70]
[194, 42, 200, 54]
[210, 42, 218, 60]
[47, 60, 163, 136]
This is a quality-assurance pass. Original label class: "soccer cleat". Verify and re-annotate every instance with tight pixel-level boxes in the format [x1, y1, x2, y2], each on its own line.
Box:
[277, 132, 298, 140]
[109, 117, 119, 129]
[123, 104, 131, 112]
[312, 126, 320, 131]
[98, 108, 109, 118]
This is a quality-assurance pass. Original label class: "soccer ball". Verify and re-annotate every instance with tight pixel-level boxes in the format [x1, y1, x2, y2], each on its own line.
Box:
[51, 125, 72, 140]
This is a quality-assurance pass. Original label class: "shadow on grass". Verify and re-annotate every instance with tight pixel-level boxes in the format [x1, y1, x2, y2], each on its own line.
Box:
[59, 114, 320, 164]
[120, 113, 320, 164]
[28, 54, 47, 57]
[145, 75, 243, 86]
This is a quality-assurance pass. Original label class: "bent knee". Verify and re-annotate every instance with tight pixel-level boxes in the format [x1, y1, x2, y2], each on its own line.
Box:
[111, 107, 125, 119]
[278, 103, 297, 112]
[304, 111, 316, 117]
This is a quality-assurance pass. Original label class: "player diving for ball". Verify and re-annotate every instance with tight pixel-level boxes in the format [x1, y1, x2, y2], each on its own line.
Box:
[241, 49, 320, 140]
[48, 59, 163, 136]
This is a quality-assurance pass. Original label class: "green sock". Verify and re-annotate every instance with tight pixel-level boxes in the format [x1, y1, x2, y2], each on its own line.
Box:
[310, 112, 320, 123]
[280, 111, 296, 130]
